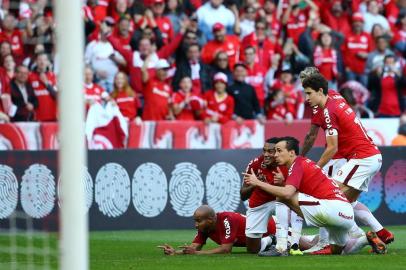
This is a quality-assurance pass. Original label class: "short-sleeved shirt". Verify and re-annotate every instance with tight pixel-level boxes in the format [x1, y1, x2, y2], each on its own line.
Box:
[142, 79, 172, 120]
[245, 155, 288, 208]
[192, 212, 276, 247]
[286, 156, 348, 202]
[319, 97, 380, 159]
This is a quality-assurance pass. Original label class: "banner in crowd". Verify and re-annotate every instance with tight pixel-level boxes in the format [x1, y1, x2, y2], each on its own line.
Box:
[0, 147, 405, 230]
[0, 118, 400, 150]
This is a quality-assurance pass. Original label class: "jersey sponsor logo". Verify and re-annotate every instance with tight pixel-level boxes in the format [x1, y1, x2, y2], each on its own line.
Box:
[223, 218, 231, 239]
[152, 87, 170, 98]
[337, 170, 343, 176]
[338, 212, 353, 220]
[32, 81, 39, 88]
[219, 103, 227, 111]
[323, 108, 332, 129]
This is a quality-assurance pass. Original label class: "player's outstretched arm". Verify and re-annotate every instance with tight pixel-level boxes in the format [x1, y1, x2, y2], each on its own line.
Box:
[158, 243, 203, 255]
[181, 243, 233, 255]
[301, 124, 319, 157]
[317, 135, 338, 168]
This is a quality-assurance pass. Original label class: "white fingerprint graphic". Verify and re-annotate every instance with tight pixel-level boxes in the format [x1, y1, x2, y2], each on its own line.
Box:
[58, 167, 94, 212]
[0, 165, 18, 219]
[169, 162, 204, 217]
[95, 163, 130, 217]
[206, 162, 241, 212]
[21, 164, 55, 218]
[132, 163, 168, 217]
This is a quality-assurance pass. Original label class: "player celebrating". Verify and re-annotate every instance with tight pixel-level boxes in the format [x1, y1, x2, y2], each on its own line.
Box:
[240, 137, 303, 255]
[302, 73, 393, 251]
[157, 205, 276, 255]
[244, 137, 382, 256]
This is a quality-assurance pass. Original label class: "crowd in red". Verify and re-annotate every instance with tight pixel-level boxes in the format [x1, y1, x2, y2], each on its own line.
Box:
[0, 0, 405, 124]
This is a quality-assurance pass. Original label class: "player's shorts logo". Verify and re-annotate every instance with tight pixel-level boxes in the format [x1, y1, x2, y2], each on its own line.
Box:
[337, 170, 343, 176]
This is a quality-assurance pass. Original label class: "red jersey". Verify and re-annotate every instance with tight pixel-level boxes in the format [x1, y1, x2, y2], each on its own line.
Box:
[84, 83, 105, 105]
[142, 79, 172, 120]
[272, 80, 301, 118]
[172, 90, 203, 120]
[313, 46, 338, 81]
[342, 32, 373, 74]
[203, 90, 234, 124]
[154, 16, 174, 45]
[193, 212, 276, 247]
[378, 75, 401, 116]
[245, 155, 288, 208]
[320, 97, 381, 159]
[266, 102, 290, 121]
[0, 30, 24, 62]
[286, 156, 348, 201]
[245, 63, 266, 107]
[114, 91, 139, 120]
[201, 35, 240, 68]
[111, 29, 132, 51]
[241, 33, 282, 70]
[286, 9, 308, 44]
[29, 72, 57, 121]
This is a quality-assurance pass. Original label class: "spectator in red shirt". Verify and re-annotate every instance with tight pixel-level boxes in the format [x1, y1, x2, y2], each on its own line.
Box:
[202, 72, 234, 124]
[392, 12, 406, 57]
[142, 58, 173, 120]
[110, 0, 131, 22]
[111, 16, 133, 51]
[0, 41, 12, 64]
[201, 23, 240, 69]
[265, 89, 294, 123]
[0, 14, 26, 64]
[320, 0, 351, 38]
[84, 66, 107, 109]
[342, 13, 374, 87]
[151, 0, 174, 44]
[368, 54, 405, 117]
[0, 54, 16, 94]
[111, 71, 140, 121]
[28, 52, 58, 121]
[243, 46, 267, 107]
[172, 76, 204, 120]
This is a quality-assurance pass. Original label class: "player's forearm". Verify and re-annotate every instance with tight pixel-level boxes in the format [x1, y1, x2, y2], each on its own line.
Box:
[195, 246, 232, 255]
[301, 125, 319, 156]
[317, 146, 337, 169]
[256, 181, 294, 201]
[240, 185, 255, 201]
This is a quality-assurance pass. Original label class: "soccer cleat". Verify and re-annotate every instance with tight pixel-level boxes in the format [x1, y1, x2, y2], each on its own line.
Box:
[366, 231, 387, 254]
[289, 244, 303, 256]
[303, 241, 329, 254]
[258, 246, 289, 257]
[376, 228, 395, 244]
[311, 245, 332, 255]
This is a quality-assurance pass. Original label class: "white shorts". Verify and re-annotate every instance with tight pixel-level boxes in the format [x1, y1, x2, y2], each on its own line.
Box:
[298, 193, 355, 246]
[334, 154, 382, 192]
[323, 158, 346, 177]
[245, 201, 276, 238]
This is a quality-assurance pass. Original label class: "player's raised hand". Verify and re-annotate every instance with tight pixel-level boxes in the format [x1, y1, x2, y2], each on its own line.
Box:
[157, 244, 175, 255]
[242, 168, 261, 187]
[272, 167, 285, 186]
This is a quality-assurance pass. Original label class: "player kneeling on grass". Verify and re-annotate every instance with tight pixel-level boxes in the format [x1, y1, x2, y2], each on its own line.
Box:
[157, 205, 276, 255]
[243, 137, 381, 256]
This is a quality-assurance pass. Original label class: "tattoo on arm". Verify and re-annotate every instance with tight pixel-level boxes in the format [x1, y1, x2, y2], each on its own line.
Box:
[301, 125, 319, 157]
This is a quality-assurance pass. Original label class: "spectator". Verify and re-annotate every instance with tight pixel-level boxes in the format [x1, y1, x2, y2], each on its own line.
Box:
[174, 29, 199, 63]
[0, 14, 26, 63]
[370, 23, 391, 41]
[84, 66, 107, 108]
[259, 0, 282, 40]
[265, 88, 294, 123]
[239, 5, 256, 39]
[362, 0, 390, 34]
[0, 54, 16, 93]
[201, 23, 240, 69]
[391, 113, 406, 146]
[203, 72, 234, 124]
[105, 20, 185, 94]
[187, 13, 207, 47]
[10, 65, 38, 121]
[28, 52, 57, 121]
[241, 18, 282, 70]
[313, 31, 339, 90]
[165, 0, 187, 34]
[340, 80, 371, 111]
[172, 76, 203, 120]
[368, 54, 405, 117]
[0, 41, 12, 64]
[141, 58, 173, 120]
[243, 46, 266, 107]
[392, 11, 406, 57]
[196, 0, 236, 40]
[111, 71, 140, 121]
[342, 13, 373, 86]
[85, 24, 121, 92]
[112, 16, 133, 51]
[110, 0, 131, 22]
[29, 13, 54, 55]
[227, 63, 263, 124]
[339, 87, 374, 118]
[172, 43, 212, 95]
[210, 51, 233, 86]
[365, 36, 394, 75]
[130, 11, 164, 50]
[150, 0, 174, 44]
[320, 0, 351, 38]
[281, 38, 310, 75]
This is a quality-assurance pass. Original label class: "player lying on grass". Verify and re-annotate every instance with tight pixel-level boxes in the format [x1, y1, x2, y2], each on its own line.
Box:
[301, 72, 393, 254]
[157, 205, 276, 255]
[243, 137, 384, 256]
[240, 137, 303, 255]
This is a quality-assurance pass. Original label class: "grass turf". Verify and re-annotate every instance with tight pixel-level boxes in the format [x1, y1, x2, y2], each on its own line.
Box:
[0, 226, 405, 270]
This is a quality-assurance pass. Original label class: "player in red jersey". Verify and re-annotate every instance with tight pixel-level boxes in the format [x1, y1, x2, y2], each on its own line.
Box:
[241, 137, 296, 254]
[244, 137, 384, 256]
[302, 73, 394, 249]
[157, 205, 276, 255]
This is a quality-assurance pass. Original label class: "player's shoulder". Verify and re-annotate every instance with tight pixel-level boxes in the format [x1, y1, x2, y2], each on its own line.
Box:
[247, 155, 263, 168]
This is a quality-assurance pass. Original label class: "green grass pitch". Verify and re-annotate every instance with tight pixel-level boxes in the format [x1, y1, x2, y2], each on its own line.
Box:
[1, 226, 405, 269]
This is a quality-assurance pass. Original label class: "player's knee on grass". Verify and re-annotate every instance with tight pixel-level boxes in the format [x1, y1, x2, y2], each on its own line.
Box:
[246, 235, 262, 253]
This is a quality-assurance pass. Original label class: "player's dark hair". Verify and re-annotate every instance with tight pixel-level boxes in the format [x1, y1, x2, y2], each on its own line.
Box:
[302, 73, 328, 95]
[279, 136, 299, 155]
[266, 137, 280, 144]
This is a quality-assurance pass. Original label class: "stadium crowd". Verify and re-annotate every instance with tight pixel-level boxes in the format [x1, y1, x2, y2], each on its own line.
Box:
[0, 0, 405, 124]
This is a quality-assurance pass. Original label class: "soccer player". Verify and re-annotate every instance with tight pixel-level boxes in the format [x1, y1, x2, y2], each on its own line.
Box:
[302, 73, 394, 251]
[243, 137, 383, 256]
[240, 137, 303, 254]
[157, 205, 276, 255]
